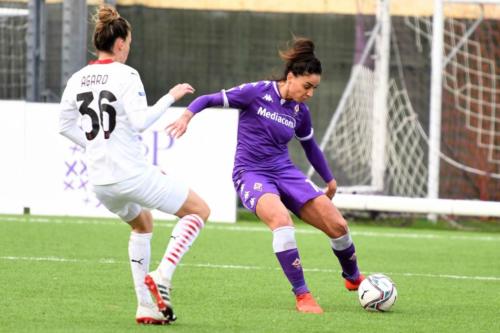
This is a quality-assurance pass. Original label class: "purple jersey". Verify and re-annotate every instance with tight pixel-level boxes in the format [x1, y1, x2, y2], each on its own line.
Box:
[222, 81, 314, 176]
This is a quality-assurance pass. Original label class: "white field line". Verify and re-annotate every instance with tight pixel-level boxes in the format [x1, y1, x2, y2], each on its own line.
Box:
[1, 215, 500, 242]
[1, 255, 500, 282]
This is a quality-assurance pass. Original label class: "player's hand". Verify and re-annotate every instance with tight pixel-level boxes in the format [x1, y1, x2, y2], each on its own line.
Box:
[168, 83, 195, 101]
[166, 109, 194, 139]
[325, 179, 337, 199]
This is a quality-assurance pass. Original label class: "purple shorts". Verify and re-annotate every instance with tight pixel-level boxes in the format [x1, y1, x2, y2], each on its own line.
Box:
[233, 167, 324, 217]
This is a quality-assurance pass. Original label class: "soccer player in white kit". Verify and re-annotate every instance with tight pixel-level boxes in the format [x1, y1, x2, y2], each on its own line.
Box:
[58, 5, 210, 325]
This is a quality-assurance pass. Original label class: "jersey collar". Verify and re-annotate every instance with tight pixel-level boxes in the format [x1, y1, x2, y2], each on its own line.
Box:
[272, 81, 287, 105]
[89, 59, 114, 65]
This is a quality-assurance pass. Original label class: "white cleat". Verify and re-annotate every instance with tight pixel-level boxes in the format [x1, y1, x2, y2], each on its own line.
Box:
[144, 270, 177, 322]
[135, 303, 169, 325]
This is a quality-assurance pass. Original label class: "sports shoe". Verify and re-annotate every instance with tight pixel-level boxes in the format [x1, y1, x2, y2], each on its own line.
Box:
[344, 274, 365, 291]
[295, 292, 324, 314]
[144, 270, 177, 322]
[135, 304, 169, 325]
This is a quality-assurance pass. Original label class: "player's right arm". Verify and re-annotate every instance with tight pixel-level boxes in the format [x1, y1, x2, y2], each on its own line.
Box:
[58, 78, 87, 148]
[122, 70, 194, 132]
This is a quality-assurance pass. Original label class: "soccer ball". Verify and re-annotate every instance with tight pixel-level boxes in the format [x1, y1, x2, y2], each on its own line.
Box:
[358, 274, 397, 312]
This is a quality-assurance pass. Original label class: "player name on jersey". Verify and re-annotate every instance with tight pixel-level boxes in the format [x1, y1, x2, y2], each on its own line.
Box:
[81, 74, 109, 87]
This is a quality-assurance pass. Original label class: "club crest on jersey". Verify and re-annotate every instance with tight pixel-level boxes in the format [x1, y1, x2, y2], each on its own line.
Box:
[253, 182, 263, 191]
[294, 104, 300, 115]
[138, 91, 146, 96]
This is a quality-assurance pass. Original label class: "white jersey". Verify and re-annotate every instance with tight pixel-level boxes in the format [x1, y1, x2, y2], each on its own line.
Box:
[59, 60, 174, 185]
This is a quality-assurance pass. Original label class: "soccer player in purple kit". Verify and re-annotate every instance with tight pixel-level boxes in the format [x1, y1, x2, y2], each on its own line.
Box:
[167, 37, 364, 314]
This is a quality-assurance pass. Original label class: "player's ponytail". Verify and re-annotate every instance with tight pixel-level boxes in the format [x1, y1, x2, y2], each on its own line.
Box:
[93, 5, 131, 53]
[278, 37, 322, 80]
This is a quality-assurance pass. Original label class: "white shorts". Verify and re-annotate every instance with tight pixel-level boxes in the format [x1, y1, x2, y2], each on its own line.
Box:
[92, 166, 189, 222]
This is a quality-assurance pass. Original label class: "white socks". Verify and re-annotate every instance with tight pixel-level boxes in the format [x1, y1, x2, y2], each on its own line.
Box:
[157, 214, 205, 281]
[330, 231, 353, 251]
[272, 226, 297, 252]
[129, 232, 153, 306]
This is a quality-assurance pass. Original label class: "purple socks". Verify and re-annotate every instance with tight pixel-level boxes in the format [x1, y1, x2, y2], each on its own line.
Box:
[332, 243, 360, 281]
[275, 248, 309, 295]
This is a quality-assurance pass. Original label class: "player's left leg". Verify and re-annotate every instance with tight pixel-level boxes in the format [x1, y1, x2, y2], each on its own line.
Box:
[299, 196, 364, 290]
[93, 181, 166, 324]
[145, 190, 208, 321]
[135, 167, 209, 320]
[277, 168, 364, 290]
[127, 209, 156, 308]
[127, 217, 170, 327]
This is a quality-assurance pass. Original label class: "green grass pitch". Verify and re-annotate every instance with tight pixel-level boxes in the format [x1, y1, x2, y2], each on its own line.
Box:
[1, 214, 499, 333]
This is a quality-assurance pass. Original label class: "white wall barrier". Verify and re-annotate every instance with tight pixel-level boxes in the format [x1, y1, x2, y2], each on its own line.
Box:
[0, 100, 238, 222]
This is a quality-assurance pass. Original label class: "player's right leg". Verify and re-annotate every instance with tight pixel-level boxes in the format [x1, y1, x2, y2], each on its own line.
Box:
[255, 193, 323, 314]
[234, 171, 322, 314]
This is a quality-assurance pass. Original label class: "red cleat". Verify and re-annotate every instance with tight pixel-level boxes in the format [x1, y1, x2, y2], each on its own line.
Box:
[144, 271, 177, 322]
[295, 292, 324, 314]
[345, 274, 365, 291]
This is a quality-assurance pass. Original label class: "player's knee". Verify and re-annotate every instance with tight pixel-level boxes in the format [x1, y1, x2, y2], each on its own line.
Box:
[197, 199, 210, 221]
[129, 211, 153, 233]
[318, 209, 348, 238]
[328, 218, 349, 238]
[132, 224, 152, 233]
[267, 213, 293, 230]
[129, 221, 153, 234]
[188, 197, 210, 221]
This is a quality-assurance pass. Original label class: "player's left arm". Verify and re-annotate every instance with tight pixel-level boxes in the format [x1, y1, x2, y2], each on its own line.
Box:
[295, 106, 336, 198]
[122, 71, 194, 132]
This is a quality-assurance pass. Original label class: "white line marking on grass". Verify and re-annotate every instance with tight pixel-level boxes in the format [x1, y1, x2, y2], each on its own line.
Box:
[2, 215, 500, 242]
[0, 256, 119, 264]
[2, 255, 500, 282]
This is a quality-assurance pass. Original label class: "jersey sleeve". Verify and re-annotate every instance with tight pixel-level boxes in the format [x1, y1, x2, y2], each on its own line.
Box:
[58, 77, 87, 148]
[188, 93, 224, 114]
[295, 104, 334, 183]
[121, 70, 174, 132]
[222, 82, 261, 110]
[294, 104, 314, 141]
[120, 70, 149, 117]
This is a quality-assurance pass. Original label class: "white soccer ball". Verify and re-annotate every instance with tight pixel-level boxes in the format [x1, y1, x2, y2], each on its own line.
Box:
[358, 274, 397, 312]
